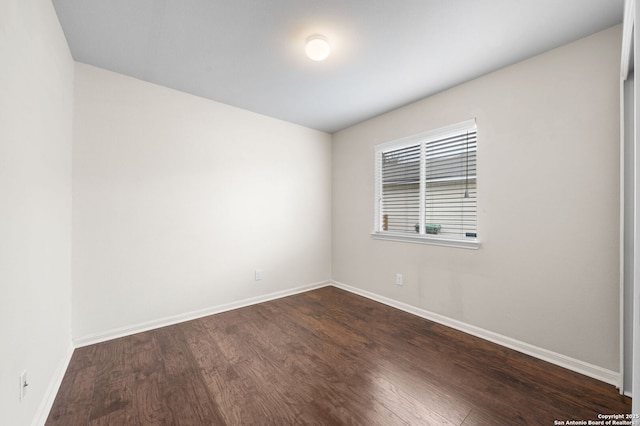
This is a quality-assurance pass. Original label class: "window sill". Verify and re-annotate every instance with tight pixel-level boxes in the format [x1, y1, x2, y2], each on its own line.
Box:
[371, 232, 480, 250]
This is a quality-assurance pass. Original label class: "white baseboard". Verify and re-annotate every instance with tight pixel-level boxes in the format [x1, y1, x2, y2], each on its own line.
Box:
[331, 280, 621, 387]
[70, 278, 620, 386]
[38, 280, 621, 426]
[32, 341, 75, 426]
[73, 280, 331, 347]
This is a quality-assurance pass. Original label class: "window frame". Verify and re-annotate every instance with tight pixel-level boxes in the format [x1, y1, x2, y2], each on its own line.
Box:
[372, 119, 480, 250]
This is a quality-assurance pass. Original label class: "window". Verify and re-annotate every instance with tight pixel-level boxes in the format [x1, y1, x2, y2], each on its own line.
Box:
[373, 119, 478, 249]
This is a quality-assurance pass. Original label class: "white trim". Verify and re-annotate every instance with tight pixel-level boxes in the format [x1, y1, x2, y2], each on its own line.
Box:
[38, 281, 621, 425]
[634, 0, 640, 415]
[331, 280, 620, 386]
[73, 281, 331, 347]
[622, 0, 635, 80]
[621, 0, 637, 398]
[374, 150, 382, 231]
[418, 142, 426, 235]
[621, 78, 627, 395]
[32, 342, 75, 426]
[375, 118, 477, 152]
[371, 231, 480, 249]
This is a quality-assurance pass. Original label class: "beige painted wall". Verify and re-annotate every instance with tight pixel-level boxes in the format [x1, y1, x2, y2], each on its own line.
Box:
[332, 25, 622, 371]
[72, 64, 332, 339]
[0, 0, 74, 423]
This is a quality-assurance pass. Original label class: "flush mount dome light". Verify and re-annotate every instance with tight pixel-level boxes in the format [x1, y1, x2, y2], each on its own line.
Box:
[305, 35, 331, 61]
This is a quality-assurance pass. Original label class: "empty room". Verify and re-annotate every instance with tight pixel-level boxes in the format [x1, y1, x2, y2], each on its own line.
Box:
[3, 0, 639, 424]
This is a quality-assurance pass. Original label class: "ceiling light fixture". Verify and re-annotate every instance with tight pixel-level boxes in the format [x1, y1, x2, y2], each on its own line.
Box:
[305, 35, 331, 61]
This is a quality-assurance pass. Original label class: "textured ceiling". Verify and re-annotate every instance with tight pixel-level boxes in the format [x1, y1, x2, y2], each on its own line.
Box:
[52, 0, 624, 133]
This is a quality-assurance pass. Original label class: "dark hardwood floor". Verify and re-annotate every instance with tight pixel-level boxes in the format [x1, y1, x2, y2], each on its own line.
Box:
[47, 286, 631, 425]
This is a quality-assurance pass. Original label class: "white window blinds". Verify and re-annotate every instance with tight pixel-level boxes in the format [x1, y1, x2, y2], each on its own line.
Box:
[375, 120, 478, 246]
[379, 144, 420, 233]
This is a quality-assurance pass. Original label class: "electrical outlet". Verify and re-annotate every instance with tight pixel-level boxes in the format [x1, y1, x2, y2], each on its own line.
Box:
[19, 370, 28, 401]
[396, 273, 403, 286]
[255, 269, 263, 281]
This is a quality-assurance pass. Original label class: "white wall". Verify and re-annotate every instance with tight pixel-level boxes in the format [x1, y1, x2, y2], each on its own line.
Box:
[333, 25, 622, 372]
[0, 0, 74, 424]
[72, 64, 332, 340]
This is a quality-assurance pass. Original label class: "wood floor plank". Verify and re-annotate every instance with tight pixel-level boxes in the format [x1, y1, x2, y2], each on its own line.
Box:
[154, 325, 227, 425]
[183, 317, 277, 424]
[46, 286, 631, 425]
[262, 295, 474, 424]
[46, 364, 97, 426]
[127, 332, 170, 425]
